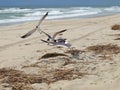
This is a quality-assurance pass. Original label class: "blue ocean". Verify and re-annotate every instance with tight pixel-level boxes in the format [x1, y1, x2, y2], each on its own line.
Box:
[0, 6, 120, 25]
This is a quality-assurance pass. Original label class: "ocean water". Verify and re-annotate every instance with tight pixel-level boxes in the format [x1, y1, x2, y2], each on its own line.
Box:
[0, 6, 120, 25]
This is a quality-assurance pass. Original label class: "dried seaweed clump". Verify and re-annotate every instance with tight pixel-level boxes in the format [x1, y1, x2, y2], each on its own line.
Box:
[40, 52, 67, 59]
[0, 68, 88, 88]
[46, 68, 87, 83]
[0, 68, 42, 90]
[111, 24, 120, 30]
[86, 44, 120, 55]
[0, 68, 43, 84]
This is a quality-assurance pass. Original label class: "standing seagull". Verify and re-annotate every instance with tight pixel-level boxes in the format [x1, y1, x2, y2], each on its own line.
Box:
[21, 12, 48, 38]
[41, 29, 71, 48]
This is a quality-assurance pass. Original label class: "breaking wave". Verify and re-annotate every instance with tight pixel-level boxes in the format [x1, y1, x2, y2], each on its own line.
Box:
[0, 6, 120, 25]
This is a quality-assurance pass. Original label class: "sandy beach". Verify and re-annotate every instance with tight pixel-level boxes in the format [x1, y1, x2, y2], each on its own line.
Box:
[0, 14, 120, 90]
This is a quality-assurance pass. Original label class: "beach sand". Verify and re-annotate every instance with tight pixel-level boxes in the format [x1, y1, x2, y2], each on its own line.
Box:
[0, 14, 120, 90]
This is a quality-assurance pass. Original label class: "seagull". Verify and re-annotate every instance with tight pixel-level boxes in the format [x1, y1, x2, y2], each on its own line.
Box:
[41, 29, 71, 48]
[21, 12, 48, 38]
[41, 29, 67, 42]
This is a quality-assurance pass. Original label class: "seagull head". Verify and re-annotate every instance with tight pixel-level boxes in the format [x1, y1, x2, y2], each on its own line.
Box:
[47, 38, 50, 41]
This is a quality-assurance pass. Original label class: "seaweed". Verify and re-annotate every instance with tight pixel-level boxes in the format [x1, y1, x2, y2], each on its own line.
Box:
[40, 52, 67, 59]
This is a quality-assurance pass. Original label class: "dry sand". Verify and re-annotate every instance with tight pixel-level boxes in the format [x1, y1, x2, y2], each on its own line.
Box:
[0, 14, 120, 90]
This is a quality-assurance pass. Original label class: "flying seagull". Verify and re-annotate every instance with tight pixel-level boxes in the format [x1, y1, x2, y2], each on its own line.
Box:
[21, 12, 48, 38]
[41, 29, 67, 42]
[41, 29, 71, 48]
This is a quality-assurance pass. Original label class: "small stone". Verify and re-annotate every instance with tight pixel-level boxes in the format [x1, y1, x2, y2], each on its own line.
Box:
[1, 83, 10, 87]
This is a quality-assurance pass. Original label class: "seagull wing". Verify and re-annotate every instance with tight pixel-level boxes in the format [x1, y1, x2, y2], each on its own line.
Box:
[41, 31, 52, 39]
[53, 29, 67, 39]
[41, 39, 49, 44]
[37, 12, 48, 27]
[21, 28, 37, 38]
[21, 12, 48, 39]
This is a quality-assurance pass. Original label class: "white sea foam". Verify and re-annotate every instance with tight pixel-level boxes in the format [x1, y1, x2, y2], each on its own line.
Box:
[0, 6, 119, 25]
[49, 11, 63, 15]
[0, 8, 32, 13]
[25, 12, 43, 17]
[104, 6, 120, 12]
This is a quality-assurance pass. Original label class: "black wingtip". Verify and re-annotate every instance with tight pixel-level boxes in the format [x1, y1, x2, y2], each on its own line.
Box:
[21, 35, 27, 38]
[61, 29, 67, 32]
[45, 12, 48, 18]
[64, 29, 67, 31]
[46, 12, 48, 15]
[44, 12, 48, 17]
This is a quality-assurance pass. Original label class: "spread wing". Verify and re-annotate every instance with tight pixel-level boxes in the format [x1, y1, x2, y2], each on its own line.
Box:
[41, 31, 52, 39]
[53, 29, 67, 39]
[37, 12, 48, 27]
[21, 28, 37, 38]
[41, 39, 49, 44]
[21, 12, 48, 39]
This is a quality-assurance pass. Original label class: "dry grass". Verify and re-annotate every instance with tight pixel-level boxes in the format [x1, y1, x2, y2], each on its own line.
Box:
[0, 68, 43, 84]
[0, 67, 88, 89]
[40, 52, 68, 59]
[111, 24, 120, 30]
[86, 44, 120, 55]
[48, 69, 86, 82]
[0, 68, 37, 90]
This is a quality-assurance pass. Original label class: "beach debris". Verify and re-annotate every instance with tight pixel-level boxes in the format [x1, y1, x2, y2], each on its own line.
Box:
[65, 48, 83, 59]
[114, 38, 120, 40]
[0, 68, 88, 89]
[21, 12, 48, 38]
[40, 52, 68, 59]
[86, 44, 120, 60]
[65, 48, 85, 55]
[65, 47, 85, 60]
[0, 68, 36, 90]
[0, 68, 42, 84]
[41, 29, 72, 48]
[24, 43, 31, 45]
[86, 44, 120, 55]
[111, 24, 120, 30]
[48, 68, 87, 82]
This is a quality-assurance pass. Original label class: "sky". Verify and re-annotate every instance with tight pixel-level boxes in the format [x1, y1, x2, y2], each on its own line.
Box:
[0, 0, 119, 7]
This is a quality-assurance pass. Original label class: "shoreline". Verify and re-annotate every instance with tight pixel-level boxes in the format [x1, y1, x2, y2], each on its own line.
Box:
[0, 12, 120, 27]
[0, 8, 120, 26]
